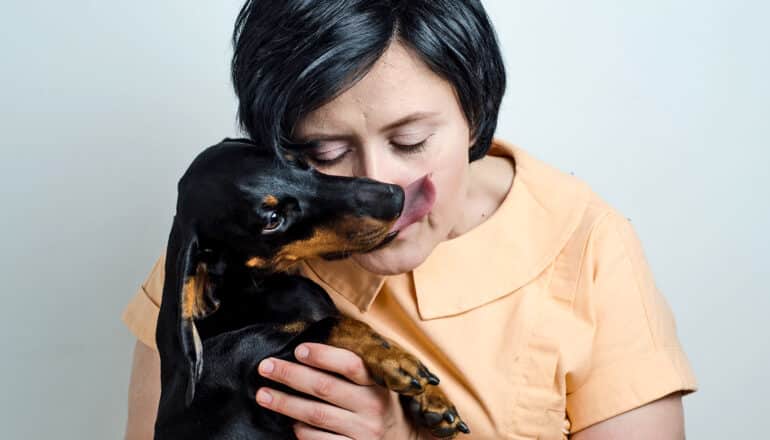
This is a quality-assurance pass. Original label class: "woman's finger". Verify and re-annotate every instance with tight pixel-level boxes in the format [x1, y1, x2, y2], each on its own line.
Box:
[293, 421, 352, 440]
[258, 357, 382, 413]
[294, 343, 375, 386]
[256, 386, 362, 437]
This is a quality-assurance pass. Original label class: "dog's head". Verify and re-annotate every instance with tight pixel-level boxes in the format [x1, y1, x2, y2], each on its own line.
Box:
[158, 138, 404, 405]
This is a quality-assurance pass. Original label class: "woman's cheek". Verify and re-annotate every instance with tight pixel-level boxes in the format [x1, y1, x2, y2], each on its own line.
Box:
[431, 167, 467, 231]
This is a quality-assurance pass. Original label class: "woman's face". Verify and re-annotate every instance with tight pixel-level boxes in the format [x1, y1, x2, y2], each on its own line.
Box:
[294, 41, 474, 275]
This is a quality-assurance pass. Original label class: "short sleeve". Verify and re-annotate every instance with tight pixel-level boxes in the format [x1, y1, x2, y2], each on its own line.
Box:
[566, 211, 698, 432]
[121, 251, 166, 351]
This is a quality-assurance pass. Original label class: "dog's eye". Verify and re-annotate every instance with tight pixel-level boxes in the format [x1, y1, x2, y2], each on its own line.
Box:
[262, 211, 284, 233]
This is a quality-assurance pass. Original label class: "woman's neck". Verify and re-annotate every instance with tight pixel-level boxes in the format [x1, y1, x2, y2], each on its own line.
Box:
[446, 154, 515, 240]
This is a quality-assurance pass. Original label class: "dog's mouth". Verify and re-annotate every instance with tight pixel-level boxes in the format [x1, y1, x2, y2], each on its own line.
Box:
[365, 230, 399, 251]
[319, 251, 353, 261]
[320, 229, 399, 260]
[315, 176, 416, 261]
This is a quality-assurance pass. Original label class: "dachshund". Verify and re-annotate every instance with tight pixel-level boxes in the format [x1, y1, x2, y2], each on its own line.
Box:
[154, 137, 469, 439]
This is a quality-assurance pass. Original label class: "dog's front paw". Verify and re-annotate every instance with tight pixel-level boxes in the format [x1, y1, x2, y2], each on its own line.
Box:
[374, 349, 440, 396]
[327, 318, 440, 396]
[401, 385, 470, 439]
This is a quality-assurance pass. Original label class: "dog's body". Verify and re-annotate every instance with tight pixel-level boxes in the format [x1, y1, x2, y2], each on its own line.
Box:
[154, 138, 468, 439]
[157, 272, 340, 438]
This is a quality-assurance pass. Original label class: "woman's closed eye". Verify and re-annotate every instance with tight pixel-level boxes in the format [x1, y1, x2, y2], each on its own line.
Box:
[308, 142, 351, 165]
[307, 135, 432, 166]
[391, 139, 428, 155]
[390, 132, 434, 155]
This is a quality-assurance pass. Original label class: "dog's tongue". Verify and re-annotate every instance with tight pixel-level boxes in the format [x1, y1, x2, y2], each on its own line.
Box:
[388, 174, 436, 233]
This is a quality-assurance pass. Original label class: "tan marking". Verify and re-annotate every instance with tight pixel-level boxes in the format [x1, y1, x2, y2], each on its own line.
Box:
[279, 321, 308, 333]
[263, 195, 279, 207]
[270, 215, 395, 272]
[181, 262, 210, 319]
[245, 256, 268, 268]
[243, 216, 396, 273]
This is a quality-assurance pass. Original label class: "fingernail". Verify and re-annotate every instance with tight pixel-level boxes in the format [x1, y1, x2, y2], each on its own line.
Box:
[259, 359, 274, 375]
[257, 388, 272, 405]
[296, 345, 309, 359]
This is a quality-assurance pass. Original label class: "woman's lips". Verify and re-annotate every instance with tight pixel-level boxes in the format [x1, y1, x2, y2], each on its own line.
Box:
[387, 173, 436, 234]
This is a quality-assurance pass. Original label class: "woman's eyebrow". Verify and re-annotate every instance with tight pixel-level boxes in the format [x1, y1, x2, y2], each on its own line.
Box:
[299, 111, 440, 140]
[381, 111, 440, 132]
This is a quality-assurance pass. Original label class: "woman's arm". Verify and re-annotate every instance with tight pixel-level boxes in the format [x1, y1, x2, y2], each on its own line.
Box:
[124, 340, 161, 440]
[571, 392, 685, 440]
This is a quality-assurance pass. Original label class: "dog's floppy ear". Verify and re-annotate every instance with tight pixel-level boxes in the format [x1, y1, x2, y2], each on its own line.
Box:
[158, 216, 220, 406]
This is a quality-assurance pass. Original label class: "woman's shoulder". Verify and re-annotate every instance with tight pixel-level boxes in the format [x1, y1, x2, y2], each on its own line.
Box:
[491, 138, 620, 247]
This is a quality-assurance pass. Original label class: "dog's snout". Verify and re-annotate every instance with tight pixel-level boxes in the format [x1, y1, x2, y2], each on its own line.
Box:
[389, 184, 404, 210]
[349, 182, 403, 220]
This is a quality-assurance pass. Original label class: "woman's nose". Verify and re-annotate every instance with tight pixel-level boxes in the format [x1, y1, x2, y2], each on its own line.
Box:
[352, 143, 402, 186]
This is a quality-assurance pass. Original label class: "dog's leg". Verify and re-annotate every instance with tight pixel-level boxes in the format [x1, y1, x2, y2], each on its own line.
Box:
[326, 317, 469, 438]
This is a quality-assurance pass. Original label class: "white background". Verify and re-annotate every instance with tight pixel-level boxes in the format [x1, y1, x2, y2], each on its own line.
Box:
[1, 1, 767, 438]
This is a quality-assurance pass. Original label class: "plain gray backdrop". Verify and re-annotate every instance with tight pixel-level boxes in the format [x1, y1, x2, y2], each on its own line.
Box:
[1, 1, 767, 438]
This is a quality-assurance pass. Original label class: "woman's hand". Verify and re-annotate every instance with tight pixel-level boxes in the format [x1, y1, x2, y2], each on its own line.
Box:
[256, 342, 415, 439]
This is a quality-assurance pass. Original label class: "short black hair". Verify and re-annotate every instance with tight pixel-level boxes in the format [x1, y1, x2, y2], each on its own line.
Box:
[231, 0, 506, 162]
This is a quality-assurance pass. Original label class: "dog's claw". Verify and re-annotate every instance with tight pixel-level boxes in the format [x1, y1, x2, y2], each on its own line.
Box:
[403, 386, 469, 437]
[417, 366, 440, 385]
[375, 353, 436, 396]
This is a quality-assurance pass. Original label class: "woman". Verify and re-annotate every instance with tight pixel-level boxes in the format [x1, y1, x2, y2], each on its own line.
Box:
[123, 1, 697, 438]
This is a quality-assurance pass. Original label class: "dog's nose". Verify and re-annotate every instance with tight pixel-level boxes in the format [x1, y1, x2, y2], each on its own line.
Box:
[350, 181, 404, 220]
[389, 184, 404, 208]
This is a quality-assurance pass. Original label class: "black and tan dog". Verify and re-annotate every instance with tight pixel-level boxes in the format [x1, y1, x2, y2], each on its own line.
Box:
[154, 138, 469, 439]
